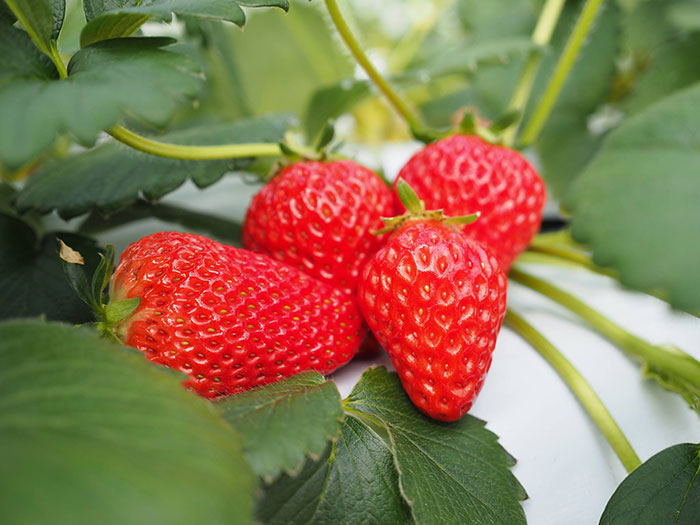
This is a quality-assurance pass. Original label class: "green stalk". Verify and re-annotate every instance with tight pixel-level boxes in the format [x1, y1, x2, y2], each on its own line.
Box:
[519, 0, 607, 146]
[505, 310, 640, 472]
[323, 0, 430, 140]
[503, 0, 566, 146]
[108, 125, 283, 160]
[509, 267, 700, 389]
[526, 238, 617, 279]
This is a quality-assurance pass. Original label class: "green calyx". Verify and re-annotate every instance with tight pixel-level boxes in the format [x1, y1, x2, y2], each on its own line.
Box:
[444, 107, 522, 146]
[59, 240, 138, 342]
[374, 179, 479, 235]
[278, 120, 340, 163]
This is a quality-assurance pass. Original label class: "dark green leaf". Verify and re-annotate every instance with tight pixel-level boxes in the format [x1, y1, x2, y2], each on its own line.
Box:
[81, 0, 289, 47]
[0, 3, 17, 24]
[4, 0, 65, 53]
[303, 82, 371, 141]
[565, 83, 700, 312]
[217, 372, 343, 480]
[0, 33, 201, 170]
[0, 22, 58, 88]
[346, 367, 527, 525]
[59, 238, 100, 313]
[600, 443, 700, 524]
[0, 319, 255, 525]
[0, 212, 102, 323]
[15, 114, 293, 218]
[258, 415, 412, 525]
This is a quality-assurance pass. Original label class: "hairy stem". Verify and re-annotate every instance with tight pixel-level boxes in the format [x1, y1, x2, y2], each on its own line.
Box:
[509, 267, 700, 388]
[505, 310, 640, 472]
[108, 125, 283, 160]
[323, 0, 430, 140]
[503, 0, 566, 146]
[519, 0, 607, 146]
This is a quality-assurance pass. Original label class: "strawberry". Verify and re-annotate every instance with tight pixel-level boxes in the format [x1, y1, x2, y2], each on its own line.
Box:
[243, 159, 394, 295]
[358, 181, 507, 421]
[109, 231, 364, 398]
[394, 134, 546, 271]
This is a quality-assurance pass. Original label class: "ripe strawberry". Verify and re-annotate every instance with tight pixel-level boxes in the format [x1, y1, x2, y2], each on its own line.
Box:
[395, 134, 546, 271]
[243, 160, 394, 295]
[358, 181, 507, 421]
[110, 231, 364, 398]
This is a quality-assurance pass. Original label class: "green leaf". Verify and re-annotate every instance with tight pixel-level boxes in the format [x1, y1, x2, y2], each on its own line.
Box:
[565, 83, 700, 312]
[667, 1, 700, 33]
[0, 31, 201, 170]
[346, 367, 527, 525]
[0, 319, 255, 525]
[600, 443, 700, 524]
[14, 114, 293, 218]
[80, 0, 289, 48]
[0, 212, 102, 323]
[217, 372, 343, 480]
[619, 0, 700, 116]
[104, 297, 140, 324]
[0, 3, 17, 24]
[257, 415, 412, 525]
[5, 0, 65, 54]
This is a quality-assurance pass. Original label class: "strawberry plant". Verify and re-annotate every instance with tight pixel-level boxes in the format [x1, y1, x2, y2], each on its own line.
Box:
[1, 0, 700, 523]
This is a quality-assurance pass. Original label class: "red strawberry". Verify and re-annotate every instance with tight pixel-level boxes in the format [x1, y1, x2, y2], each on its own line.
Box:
[243, 160, 394, 295]
[395, 134, 546, 271]
[110, 231, 364, 398]
[358, 182, 507, 421]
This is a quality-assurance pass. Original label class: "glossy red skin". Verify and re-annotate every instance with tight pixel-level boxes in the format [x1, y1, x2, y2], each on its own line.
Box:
[395, 134, 546, 271]
[243, 160, 394, 295]
[111, 232, 364, 398]
[357, 221, 507, 421]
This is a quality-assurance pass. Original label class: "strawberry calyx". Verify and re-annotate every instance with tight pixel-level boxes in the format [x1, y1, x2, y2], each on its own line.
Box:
[59, 240, 139, 342]
[445, 107, 521, 146]
[278, 120, 339, 163]
[374, 178, 479, 235]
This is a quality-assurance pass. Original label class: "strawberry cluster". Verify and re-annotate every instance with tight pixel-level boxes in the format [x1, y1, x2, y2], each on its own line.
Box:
[110, 134, 545, 421]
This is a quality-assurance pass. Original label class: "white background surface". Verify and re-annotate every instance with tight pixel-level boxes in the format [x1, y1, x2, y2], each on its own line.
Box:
[74, 145, 700, 524]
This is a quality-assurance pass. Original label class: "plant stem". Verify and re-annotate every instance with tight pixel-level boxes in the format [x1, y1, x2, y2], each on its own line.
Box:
[503, 0, 566, 146]
[526, 239, 617, 279]
[323, 0, 430, 140]
[108, 125, 283, 160]
[519, 0, 607, 146]
[505, 310, 640, 472]
[49, 41, 68, 80]
[509, 267, 700, 388]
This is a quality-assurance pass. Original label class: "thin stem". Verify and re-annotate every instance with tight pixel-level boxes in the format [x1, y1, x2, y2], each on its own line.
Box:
[503, 0, 566, 146]
[509, 267, 700, 388]
[49, 41, 68, 80]
[526, 240, 617, 279]
[505, 310, 640, 472]
[323, 0, 430, 140]
[519, 0, 607, 146]
[108, 125, 283, 161]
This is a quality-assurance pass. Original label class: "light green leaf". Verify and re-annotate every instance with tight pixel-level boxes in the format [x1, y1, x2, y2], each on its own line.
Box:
[0, 212, 102, 323]
[346, 367, 526, 525]
[667, 1, 700, 32]
[0, 319, 255, 525]
[217, 372, 344, 480]
[257, 415, 412, 525]
[80, 0, 289, 47]
[600, 443, 700, 524]
[14, 114, 293, 218]
[5, 0, 65, 53]
[0, 29, 201, 170]
[565, 83, 700, 312]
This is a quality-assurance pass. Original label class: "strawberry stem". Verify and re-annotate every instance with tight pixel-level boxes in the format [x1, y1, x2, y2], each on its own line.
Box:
[502, 0, 567, 146]
[509, 267, 700, 413]
[518, 0, 608, 146]
[108, 125, 284, 160]
[505, 309, 641, 473]
[323, 0, 434, 142]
